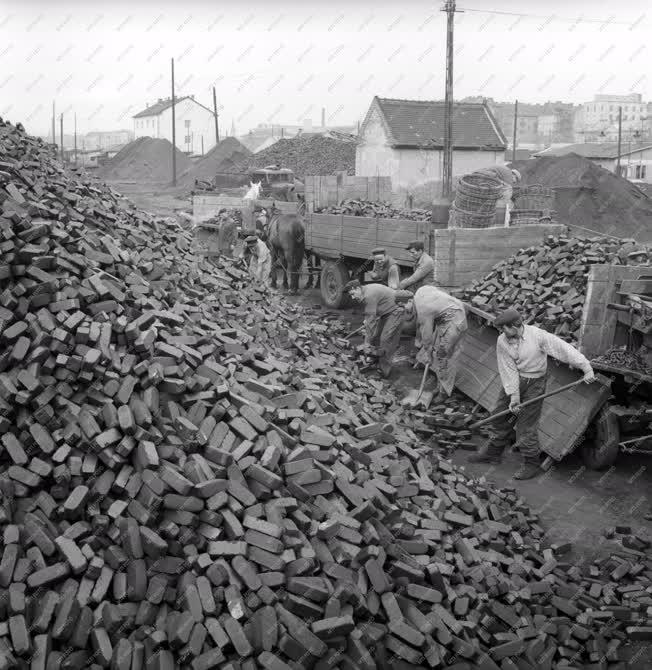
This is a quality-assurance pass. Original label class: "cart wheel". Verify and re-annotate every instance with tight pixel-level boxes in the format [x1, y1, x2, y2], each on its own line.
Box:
[320, 261, 350, 309]
[581, 405, 620, 470]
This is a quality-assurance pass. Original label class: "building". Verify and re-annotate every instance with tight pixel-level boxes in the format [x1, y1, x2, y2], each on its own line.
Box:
[133, 96, 216, 155]
[534, 142, 652, 182]
[355, 96, 507, 195]
[84, 130, 133, 150]
[576, 94, 648, 142]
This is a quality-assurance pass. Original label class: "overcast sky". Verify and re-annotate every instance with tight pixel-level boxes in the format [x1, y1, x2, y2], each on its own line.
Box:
[1, 0, 650, 139]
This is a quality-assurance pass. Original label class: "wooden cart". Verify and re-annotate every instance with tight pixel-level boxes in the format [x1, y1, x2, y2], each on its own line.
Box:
[456, 304, 612, 468]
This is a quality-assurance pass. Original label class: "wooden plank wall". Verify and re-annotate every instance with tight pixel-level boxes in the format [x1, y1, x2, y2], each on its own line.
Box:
[305, 214, 429, 265]
[579, 264, 646, 359]
[433, 224, 566, 291]
[457, 314, 610, 461]
[305, 175, 392, 210]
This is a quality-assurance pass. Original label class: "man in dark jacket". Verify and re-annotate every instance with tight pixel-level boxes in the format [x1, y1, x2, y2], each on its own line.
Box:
[370, 247, 400, 289]
[345, 280, 406, 378]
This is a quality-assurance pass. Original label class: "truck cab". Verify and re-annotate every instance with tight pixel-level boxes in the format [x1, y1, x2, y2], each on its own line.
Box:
[250, 166, 303, 201]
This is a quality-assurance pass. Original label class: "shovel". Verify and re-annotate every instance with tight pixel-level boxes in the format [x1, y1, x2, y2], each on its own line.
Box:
[345, 325, 364, 341]
[467, 378, 591, 430]
[402, 364, 431, 409]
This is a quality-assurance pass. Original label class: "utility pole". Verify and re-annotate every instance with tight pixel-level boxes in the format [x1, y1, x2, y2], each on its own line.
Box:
[441, 0, 460, 200]
[171, 58, 177, 186]
[201, 135, 204, 155]
[212, 87, 220, 144]
[74, 113, 77, 166]
[616, 106, 622, 177]
[512, 100, 518, 162]
[59, 114, 64, 163]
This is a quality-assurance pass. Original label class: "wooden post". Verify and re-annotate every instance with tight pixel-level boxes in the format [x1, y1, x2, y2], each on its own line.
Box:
[212, 86, 220, 144]
[616, 106, 622, 176]
[441, 0, 456, 199]
[171, 58, 177, 186]
[512, 100, 518, 162]
[201, 135, 204, 155]
[59, 114, 64, 163]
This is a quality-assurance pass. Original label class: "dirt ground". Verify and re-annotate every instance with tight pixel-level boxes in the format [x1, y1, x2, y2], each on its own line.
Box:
[124, 186, 652, 667]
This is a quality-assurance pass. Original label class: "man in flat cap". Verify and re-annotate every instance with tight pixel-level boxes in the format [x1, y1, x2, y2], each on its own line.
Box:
[345, 280, 410, 378]
[242, 235, 272, 286]
[468, 308, 595, 480]
[370, 248, 400, 289]
[399, 241, 435, 292]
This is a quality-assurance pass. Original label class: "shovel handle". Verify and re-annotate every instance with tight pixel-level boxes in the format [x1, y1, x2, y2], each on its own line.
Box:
[345, 325, 365, 341]
[469, 378, 590, 430]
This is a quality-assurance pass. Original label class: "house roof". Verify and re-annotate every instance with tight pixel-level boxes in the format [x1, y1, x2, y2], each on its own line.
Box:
[367, 96, 507, 149]
[133, 96, 213, 119]
[534, 142, 652, 159]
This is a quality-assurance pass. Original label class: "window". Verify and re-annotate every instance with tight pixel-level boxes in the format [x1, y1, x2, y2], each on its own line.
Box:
[184, 135, 191, 144]
[635, 165, 647, 179]
[184, 120, 191, 128]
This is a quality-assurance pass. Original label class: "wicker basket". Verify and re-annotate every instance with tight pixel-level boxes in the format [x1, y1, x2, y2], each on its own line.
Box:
[450, 204, 497, 229]
[510, 208, 557, 226]
[512, 184, 555, 211]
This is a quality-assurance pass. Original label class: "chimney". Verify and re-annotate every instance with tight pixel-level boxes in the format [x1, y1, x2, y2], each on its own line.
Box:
[321, 107, 325, 128]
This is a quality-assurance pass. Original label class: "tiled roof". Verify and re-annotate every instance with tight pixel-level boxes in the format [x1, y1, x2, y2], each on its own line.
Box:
[371, 97, 507, 149]
[133, 96, 213, 119]
[534, 142, 652, 159]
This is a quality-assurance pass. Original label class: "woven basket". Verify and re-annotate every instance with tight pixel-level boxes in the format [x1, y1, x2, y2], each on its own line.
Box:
[510, 208, 557, 226]
[512, 184, 555, 211]
[454, 191, 501, 215]
[450, 204, 497, 229]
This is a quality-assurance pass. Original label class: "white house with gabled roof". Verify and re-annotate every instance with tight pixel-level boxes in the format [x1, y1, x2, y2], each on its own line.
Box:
[133, 95, 216, 155]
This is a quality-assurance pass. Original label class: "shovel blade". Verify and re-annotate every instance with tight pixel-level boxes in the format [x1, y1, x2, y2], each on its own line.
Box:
[417, 391, 434, 410]
[402, 390, 422, 407]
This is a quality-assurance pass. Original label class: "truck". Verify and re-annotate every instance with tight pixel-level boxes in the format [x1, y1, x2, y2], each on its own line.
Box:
[194, 165, 304, 202]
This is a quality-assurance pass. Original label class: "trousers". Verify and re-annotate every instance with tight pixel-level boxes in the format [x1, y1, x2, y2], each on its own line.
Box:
[367, 307, 404, 377]
[486, 375, 546, 464]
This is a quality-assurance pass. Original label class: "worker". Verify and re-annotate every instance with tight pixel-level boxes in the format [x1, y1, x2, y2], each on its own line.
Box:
[344, 280, 406, 378]
[468, 308, 595, 480]
[627, 247, 650, 266]
[217, 216, 237, 258]
[370, 247, 400, 289]
[413, 285, 468, 400]
[472, 165, 521, 226]
[242, 235, 272, 286]
[399, 241, 435, 292]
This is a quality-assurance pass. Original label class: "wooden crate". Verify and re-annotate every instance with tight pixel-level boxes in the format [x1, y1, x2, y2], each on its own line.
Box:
[457, 313, 611, 460]
[305, 175, 392, 210]
[579, 264, 651, 359]
[305, 214, 430, 265]
[433, 224, 566, 291]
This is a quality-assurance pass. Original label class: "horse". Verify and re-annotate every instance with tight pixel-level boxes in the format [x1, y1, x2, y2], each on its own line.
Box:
[257, 207, 305, 295]
[243, 181, 261, 200]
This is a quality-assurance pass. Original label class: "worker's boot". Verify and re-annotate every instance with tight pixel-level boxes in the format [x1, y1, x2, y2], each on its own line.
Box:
[512, 462, 542, 480]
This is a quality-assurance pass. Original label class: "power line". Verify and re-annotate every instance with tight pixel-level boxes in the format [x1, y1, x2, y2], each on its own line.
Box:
[457, 7, 645, 26]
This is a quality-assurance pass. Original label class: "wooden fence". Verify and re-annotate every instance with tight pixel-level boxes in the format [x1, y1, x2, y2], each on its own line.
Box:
[305, 175, 392, 210]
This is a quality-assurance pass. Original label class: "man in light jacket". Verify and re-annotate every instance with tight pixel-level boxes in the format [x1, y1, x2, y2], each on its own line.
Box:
[399, 241, 435, 292]
[468, 308, 595, 480]
[242, 235, 272, 286]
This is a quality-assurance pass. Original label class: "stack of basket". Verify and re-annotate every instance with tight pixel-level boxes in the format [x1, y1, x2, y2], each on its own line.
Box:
[510, 184, 556, 225]
[449, 173, 504, 228]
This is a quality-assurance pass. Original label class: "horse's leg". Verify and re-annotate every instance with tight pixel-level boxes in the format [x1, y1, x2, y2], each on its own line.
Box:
[304, 251, 313, 289]
[270, 248, 278, 289]
[282, 252, 289, 290]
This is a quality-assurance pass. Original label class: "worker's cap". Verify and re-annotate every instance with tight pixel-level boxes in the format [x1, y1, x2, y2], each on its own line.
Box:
[511, 169, 522, 182]
[371, 247, 386, 256]
[244, 236, 258, 246]
[344, 279, 361, 294]
[493, 308, 522, 328]
[406, 240, 424, 252]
